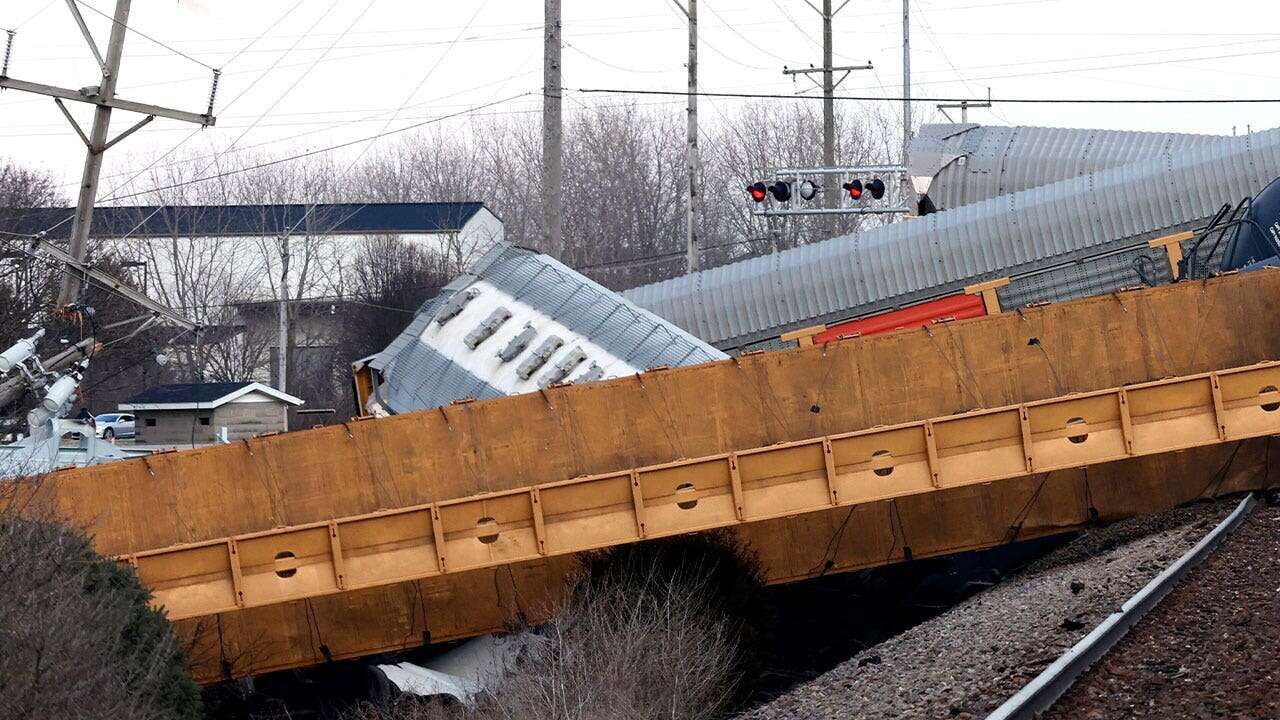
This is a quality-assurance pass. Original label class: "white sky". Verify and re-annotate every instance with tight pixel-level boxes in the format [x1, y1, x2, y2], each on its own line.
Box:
[2, 0, 1278, 197]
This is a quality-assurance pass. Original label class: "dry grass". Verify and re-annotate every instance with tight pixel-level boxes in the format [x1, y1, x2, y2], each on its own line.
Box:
[351, 533, 766, 720]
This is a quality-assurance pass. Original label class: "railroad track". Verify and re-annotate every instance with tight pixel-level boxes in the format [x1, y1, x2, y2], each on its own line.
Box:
[985, 492, 1259, 720]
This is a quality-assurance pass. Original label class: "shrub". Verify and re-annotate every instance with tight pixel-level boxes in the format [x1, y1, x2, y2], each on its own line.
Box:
[350, 532, 766, 720]
[0, 512, 203, 720]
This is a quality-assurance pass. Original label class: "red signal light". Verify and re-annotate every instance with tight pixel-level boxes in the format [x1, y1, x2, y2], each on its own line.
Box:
[842, 179, 863, 200]
[866, 177, 886, 200]
[748, 182, 768, 202]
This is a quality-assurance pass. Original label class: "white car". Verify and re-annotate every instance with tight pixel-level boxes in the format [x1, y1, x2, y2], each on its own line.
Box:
[93, 413, 136, 440]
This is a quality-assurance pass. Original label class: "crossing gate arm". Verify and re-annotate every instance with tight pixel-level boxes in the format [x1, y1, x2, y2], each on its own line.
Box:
[125, 361, 1280, 621]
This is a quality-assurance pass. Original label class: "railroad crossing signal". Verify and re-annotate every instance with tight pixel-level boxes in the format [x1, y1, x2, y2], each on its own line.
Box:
[747, 180, 793, 203]
[749, 165, 910, 217]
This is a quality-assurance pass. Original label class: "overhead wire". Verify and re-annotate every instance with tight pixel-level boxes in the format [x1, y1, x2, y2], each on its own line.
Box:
[660, 0, 774, 71]
[76, 70, 541, 184]
[769, 0, 821, 51]
[701, 0, 793, 63]
[913, 5, 1014, 124]
[565, 42, 675, 75]
[5, 0, 59, 30]
[276, 0, 495, 246]
[100, 0, 375, 246]
[26, 0, 317, 240]
[83, 0, 309, 208]
[574, 87, 1280, 104]
[95, 92, 533, 202]
[71, 0, 218, 71]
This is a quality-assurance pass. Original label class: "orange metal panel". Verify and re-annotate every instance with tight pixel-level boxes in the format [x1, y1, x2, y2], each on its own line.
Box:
[10, 271, 1280, 683]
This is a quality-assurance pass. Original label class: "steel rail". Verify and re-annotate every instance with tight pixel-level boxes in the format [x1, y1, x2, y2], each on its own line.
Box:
[984, 492, 1259, 720]
[115, 360, 1280, 623]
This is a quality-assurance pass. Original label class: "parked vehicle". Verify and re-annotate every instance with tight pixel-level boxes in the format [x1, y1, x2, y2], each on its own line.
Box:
[93, 413, 136, 440]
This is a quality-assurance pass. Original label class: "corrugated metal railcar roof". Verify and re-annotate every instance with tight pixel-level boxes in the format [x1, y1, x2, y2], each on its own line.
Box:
[912, 123, 1227, 211]
[624, 127, 1280, 350]
[367, 242, 727, 414]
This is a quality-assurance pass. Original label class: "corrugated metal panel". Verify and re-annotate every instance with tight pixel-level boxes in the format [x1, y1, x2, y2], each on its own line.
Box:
[368, 243, 727, 413]
[912, 124, 1227, 211]
[625, 128, 1280, 350]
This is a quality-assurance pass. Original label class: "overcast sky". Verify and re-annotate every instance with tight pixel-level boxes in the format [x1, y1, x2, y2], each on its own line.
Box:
[2, 0, 1278, 198]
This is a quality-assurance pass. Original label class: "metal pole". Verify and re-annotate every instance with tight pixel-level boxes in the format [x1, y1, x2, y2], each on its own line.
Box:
[542, 0, 564, 258]
[277, 236, 289, 394]
[57, 0, 130, 307]
[902, 0, 912, 199]
[685, 0, 700, 273]
[822, 0, 836, 213]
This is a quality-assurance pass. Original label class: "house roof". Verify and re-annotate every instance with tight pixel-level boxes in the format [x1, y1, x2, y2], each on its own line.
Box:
[365, 242, 728, 414]
[623, 125, 1280, 350]
[0, 202, 491, 239]
[120, 382, 304, 410]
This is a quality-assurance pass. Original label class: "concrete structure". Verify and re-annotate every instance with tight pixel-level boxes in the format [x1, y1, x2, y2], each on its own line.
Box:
[120, 382, 303, 445]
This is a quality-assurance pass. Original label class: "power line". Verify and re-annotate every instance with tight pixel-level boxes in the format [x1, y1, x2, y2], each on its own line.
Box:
[702, 0, 793, 63]
[564, 42, 674, 74]
[93, 92, 534, 203]
[277, 0, 496, 246]
[27, 0, 328, 240]
[914, 5, 1013, 125]
[101, 0, 374, 239]
[91, 0, 310, 202]
[59, 70, 542, 186]
[574, 87, 1280, 104]
[71, 0, 218, 71]
[4, 0, 59, 30]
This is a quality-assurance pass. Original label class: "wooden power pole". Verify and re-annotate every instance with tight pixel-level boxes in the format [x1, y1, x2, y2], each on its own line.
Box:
[542, 0, 564, 258]
[0, 0, 216, 307]
[672, 0, 700, 273]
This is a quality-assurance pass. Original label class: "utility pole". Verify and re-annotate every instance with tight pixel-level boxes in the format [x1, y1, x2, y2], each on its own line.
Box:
[542, 0, 564, 259]
[0, 1, 217, 308]
[672, 0, 700, 273]
[821, 0, 835, 211]
[936, 87, 993, 123]
[902, 0, 911, 189]
[277, 235, 289, 395]
[783, 1, 869, 216]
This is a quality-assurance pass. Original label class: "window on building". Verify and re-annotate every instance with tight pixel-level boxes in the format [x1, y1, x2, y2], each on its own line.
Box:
[145, 418, 157, 427]
[198, 416, 211, 426]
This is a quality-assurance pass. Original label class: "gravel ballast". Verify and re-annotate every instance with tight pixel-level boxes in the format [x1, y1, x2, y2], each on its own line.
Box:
[737, 499, 1240, 720]
[1046, 500, 1280, 720]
